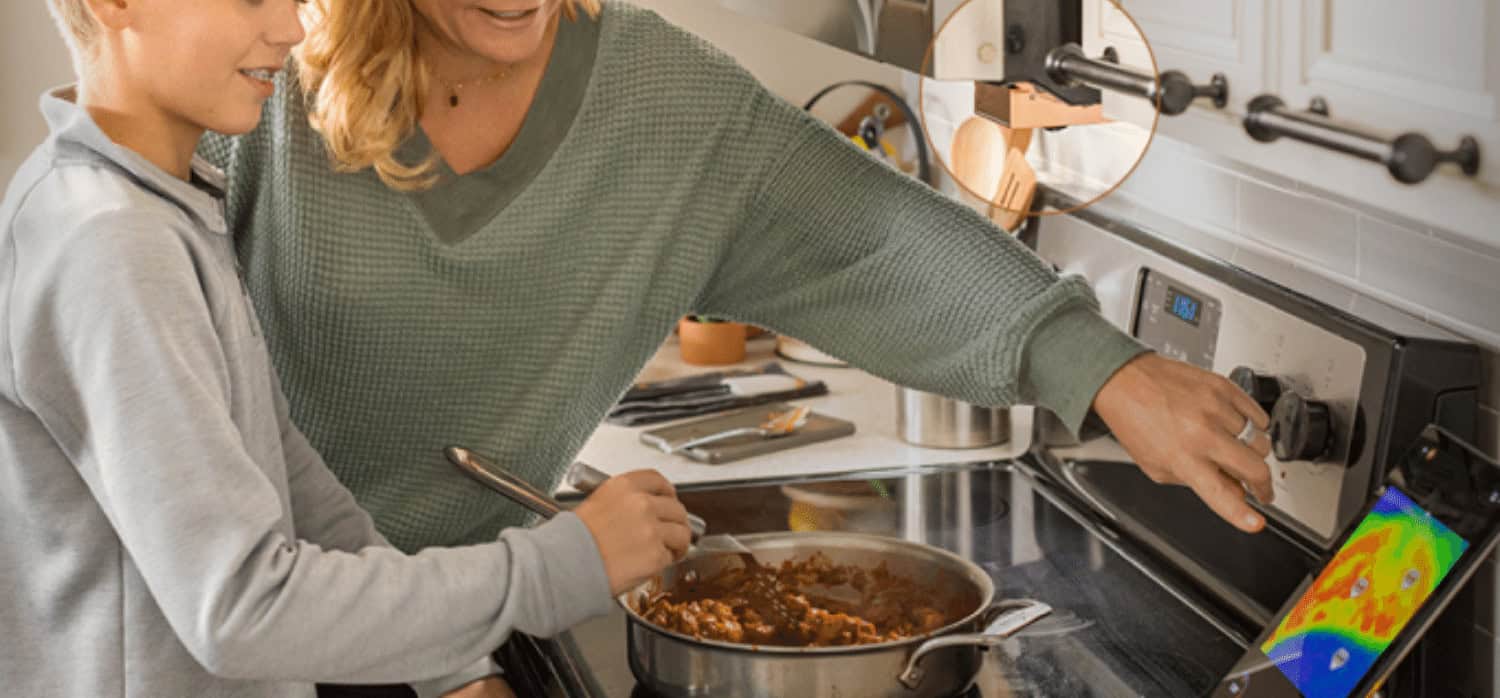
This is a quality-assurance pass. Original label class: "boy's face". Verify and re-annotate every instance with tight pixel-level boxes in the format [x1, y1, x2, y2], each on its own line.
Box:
[117, 0, 305, 135]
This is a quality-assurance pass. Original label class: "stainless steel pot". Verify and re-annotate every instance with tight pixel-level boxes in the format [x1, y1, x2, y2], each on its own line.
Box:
[620, 532, 1051, 698]
[895, 387, 1010, 448]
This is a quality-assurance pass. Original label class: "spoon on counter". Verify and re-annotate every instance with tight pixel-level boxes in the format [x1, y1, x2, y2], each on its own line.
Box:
[657, 405, 811, 456]
[444, 446, 757, 561]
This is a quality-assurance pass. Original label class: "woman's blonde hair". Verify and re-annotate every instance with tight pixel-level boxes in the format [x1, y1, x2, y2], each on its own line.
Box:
[297, 0, 601, 191]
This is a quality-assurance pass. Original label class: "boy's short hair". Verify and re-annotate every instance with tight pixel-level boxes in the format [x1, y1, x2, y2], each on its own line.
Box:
[47, 0, 96, 71]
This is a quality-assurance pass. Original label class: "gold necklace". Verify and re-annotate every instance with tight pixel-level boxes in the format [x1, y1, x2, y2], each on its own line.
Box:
[435, 66, 511, 108]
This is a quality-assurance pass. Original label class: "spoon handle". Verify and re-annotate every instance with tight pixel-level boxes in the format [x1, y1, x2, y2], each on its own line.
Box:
[446, 446, 563, 519]
[664, 427, 764, 454]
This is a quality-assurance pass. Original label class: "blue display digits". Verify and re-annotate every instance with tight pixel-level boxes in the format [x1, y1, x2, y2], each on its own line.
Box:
[1167, 287, 1201, 326]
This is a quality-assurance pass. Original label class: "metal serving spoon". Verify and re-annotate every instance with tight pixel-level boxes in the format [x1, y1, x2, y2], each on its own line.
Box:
[657, 405, 811, 456]
[444, 446, 753, 558]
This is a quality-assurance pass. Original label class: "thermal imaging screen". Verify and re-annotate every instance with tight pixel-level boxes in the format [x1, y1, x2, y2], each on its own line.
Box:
[1257, 487, 1468, 697]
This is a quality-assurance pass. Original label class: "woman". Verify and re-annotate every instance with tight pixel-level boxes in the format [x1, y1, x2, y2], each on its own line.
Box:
[203, 0, 1275, 694]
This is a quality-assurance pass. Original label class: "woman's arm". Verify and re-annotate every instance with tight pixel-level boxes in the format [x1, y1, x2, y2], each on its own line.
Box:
[695, 88, 1274, 532]
[696, 89, 1143, 432]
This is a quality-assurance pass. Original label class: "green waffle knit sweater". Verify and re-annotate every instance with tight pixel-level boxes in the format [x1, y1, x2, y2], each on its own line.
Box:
[201, 2, 1146, 552]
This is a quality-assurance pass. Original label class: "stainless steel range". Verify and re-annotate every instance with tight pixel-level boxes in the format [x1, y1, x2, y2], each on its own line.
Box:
[513, 193, 1481, 697]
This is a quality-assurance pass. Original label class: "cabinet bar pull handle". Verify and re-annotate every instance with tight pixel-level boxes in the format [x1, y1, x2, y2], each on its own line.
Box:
[1044, 43, 1229, 116]
[1243, 94, 1481, 185]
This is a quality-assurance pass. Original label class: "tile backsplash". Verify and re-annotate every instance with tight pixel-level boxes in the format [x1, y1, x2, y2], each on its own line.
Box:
[1101, 129, 1500, 355]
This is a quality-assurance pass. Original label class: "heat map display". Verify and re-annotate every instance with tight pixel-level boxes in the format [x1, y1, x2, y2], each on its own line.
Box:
[1259, 487, 1468, 697]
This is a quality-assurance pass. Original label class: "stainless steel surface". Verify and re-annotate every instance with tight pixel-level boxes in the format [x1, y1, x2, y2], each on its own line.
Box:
[565, 461, 612, 492]
[896, 387, 1011, 448]
[556, 463, 1245, 697]
[1029, 192, 1479, 697]
[447, 446, 564, 518]
[1036, 213, 1370, 545]
[897, 599, 1053, 688]
[621, 531, 1028, 698]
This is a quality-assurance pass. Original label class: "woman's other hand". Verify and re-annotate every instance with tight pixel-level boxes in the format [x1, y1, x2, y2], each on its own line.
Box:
[574, 470, 692, 595]
[442, 676, 516, 698]
[1093, 353, 1274, 533]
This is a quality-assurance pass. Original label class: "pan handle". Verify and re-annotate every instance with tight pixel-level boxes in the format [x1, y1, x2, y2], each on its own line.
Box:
[897, 599, 1052, 689]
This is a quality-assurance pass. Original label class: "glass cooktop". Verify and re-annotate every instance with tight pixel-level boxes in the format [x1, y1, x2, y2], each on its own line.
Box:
[538, 461, 1246, 697]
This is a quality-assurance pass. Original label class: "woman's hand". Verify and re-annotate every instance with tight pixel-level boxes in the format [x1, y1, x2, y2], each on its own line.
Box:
[1093, 353, 1274, 533]
[574, 470, 693, 595]
[442, 676, 516, 698]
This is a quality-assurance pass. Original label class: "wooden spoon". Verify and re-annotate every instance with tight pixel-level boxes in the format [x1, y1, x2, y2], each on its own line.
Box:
[950, 116, 1036, 232]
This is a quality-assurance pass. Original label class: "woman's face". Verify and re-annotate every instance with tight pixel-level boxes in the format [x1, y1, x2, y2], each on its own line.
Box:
[411, 0, 560, 66]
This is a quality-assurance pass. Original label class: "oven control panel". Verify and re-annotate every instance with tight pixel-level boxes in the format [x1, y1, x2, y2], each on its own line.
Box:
[1133, 269, 1367, 543]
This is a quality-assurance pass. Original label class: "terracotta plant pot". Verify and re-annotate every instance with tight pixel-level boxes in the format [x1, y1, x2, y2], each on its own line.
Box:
[678, 317, 747, 366]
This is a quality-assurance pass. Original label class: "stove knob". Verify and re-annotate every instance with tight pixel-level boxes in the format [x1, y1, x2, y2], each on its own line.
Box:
[1271, 392, 1333, 462]
[1229, 366, 1282, 413]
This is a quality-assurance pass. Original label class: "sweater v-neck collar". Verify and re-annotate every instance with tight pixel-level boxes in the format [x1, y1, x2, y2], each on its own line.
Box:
[399, 10, 602, 245]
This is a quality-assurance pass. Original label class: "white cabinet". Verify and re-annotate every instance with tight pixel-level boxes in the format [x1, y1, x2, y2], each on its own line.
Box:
[1110, 0, 1269, 129]
[1115, 0, 1500, 243]
[1277, 0, 1495, 184]
[931, 0, 1006, 81]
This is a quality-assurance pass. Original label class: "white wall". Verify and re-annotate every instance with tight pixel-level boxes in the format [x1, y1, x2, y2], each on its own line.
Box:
[1, 2, 76, 182]
[633, 0, 905, 117]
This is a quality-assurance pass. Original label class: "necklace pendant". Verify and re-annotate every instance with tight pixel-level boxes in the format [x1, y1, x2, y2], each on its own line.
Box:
[449, 92, 459, 108]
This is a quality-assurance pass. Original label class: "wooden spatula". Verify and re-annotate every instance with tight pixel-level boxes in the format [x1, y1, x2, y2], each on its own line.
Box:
[990, 143, 1038, 232]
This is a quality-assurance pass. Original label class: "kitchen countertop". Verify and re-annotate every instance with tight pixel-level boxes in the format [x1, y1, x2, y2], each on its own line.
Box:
[565, 335, 1032, 494]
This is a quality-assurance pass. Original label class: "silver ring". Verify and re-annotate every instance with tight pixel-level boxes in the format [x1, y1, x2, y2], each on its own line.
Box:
[1235, 417, 1257, 445]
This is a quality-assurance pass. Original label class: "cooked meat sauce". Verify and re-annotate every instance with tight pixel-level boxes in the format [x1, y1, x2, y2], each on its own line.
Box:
[638, 552, 963, 647]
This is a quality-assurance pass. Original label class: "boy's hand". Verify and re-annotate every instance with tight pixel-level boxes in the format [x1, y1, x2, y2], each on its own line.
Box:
[442, 676, 515, 698]
[574, 470, 692, 595]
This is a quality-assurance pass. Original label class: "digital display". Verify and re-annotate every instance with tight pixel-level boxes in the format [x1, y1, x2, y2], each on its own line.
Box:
[1214, 487, 1469, 697]
[1166, 287, 1201, 326]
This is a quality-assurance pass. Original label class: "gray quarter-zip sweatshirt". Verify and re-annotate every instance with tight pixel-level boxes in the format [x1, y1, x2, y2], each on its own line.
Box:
[0, 88, 613, 698]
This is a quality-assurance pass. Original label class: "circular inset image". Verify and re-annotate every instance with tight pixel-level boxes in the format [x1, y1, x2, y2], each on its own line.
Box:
[917, 0, 1163, 225]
